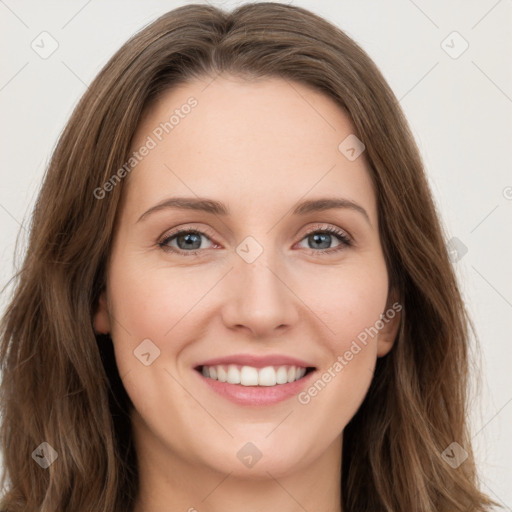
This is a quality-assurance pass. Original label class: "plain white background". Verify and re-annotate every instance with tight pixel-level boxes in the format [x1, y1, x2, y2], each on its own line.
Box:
[0, 0, 511, 509]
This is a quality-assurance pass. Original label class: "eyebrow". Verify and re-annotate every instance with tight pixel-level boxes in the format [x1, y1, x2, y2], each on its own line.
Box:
[136, 196, 371, 225]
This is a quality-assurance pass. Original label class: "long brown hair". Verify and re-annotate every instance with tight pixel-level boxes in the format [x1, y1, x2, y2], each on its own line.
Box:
[0, 3, 498, 511]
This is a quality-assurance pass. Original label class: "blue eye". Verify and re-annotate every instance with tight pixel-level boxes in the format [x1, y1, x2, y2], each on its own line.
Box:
[158, 225, 352, 256]
[159, 229, 213, 254]
[299, 226, 352, 254]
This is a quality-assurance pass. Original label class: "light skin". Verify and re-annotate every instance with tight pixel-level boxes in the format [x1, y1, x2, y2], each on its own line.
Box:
[94, 74, 401, 512]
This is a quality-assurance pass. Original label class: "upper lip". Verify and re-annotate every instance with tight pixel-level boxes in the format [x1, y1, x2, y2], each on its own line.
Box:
[195, 353, 316, 369]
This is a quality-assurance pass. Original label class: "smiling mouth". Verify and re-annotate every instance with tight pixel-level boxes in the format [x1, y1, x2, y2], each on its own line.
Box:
[195, 364, 316, 387]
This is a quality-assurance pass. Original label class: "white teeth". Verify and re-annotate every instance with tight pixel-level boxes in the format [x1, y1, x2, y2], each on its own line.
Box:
[200, 364, 310, 386]
[240, 366, 259, 386]
[217, 366, 227, 382]
[258, 366, 276, 386]
[276, 366, 288, 384]
[227, 365, 241, 384]
[296, 367, 306, 380]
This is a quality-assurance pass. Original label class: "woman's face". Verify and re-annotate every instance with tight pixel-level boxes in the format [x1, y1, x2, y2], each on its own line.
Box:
[94, 75, 400, 479]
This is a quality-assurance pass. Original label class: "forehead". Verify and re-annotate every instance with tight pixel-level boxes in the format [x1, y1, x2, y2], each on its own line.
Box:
[123, 75, 376, 222]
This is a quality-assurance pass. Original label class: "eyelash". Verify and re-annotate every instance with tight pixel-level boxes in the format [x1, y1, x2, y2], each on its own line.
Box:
[157, 224, 353, 257]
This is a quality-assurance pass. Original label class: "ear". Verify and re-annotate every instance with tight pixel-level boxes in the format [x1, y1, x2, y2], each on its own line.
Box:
[93, 291, 111, 335]
[376, 287, 402, 358]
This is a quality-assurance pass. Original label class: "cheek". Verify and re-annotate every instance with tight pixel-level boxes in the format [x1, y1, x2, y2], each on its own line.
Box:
[301, 261, 389, 348]
[292, 262, 388, 416]
[105, 257, 177, 377]
[298, 269, 387, 430]
[108, 255, 202, 336]
[105, 259, 200, 425]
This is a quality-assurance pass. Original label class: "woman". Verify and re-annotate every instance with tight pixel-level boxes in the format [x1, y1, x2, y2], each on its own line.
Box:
[0, 2, 498, 511]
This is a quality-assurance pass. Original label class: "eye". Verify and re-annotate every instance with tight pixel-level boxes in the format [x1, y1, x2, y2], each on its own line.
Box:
[296, 225, 352, 254]
[158, 227, 216, 255]
[158, 224, 352, 256]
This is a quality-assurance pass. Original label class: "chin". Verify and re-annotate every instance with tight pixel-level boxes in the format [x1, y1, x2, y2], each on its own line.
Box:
[196, 435, 313, 479]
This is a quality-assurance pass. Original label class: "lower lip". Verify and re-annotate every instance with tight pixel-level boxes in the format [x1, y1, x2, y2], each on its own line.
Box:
[195, 369, 316, 406]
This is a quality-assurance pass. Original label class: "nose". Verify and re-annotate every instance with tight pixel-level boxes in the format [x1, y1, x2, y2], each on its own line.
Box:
[220, 251, 300, 338]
